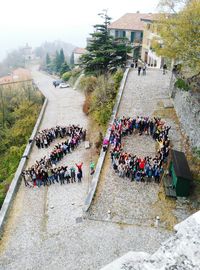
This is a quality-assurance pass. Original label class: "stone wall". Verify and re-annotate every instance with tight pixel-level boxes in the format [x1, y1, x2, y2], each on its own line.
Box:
[172, 89, 200, 149]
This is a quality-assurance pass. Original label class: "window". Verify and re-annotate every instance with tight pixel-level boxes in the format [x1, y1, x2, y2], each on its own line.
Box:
[135, 32, 141, 40]
[115, 30, 126, 38]
[131, 32, 135, 42]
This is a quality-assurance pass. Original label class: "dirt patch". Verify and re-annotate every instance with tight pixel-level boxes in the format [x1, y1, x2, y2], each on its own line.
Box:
[153, 105, 200, 221]
[153, 107, 179, 123]
[152, 184, 177, 230]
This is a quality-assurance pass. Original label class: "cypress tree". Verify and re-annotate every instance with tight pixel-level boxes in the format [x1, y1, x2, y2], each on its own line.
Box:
[46, 53, 51, 65]
[59, 48, 65, 66]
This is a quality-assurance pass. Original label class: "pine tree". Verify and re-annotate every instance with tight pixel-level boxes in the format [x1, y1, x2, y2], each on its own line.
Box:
[81, 12, 130, 75]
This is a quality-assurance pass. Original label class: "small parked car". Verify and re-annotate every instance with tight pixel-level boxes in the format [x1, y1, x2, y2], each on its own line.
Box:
[53, 80, 63, 87]
[59, 83, 70, 88]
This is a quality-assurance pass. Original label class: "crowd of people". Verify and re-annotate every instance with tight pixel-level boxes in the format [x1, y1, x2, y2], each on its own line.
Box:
[22, 125, 86, 188]
[108, 116, 171, 183]
[22, 162, 83, 188]
[35, 125, 86, 149]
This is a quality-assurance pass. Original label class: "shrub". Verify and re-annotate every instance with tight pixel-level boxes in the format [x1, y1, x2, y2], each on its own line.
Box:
[83, 95, 91, 115]
[0, 82, 43, 208]
[68, 68, 82, 86]
[62, 71, 72, 81]
[89, 75, 119, 126]
[174, 78, 190, 91]
[113, 69, 123, 90]
[193, 147, 200, 159]
[79, 76, 97, 95]
[95, 132, 103, 149]
[81, 70, 124, 128]
[71, 68, 82, 78]
[0, 191, 5, 208]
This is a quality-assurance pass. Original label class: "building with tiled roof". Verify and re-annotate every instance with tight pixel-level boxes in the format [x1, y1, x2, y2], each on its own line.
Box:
[0, 75, 13, 84]
[0, 68, 31, 85]
[108, 13, 155, 31]
[73, 47, 87, 65]
[108, 13, 156, 59]
[141, 18, 164, 68]
[74, 48, 87, 55]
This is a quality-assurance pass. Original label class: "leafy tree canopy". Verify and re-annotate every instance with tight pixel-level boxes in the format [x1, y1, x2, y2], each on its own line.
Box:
[157, 0, 191, 13]
[153, 0, 200, 75]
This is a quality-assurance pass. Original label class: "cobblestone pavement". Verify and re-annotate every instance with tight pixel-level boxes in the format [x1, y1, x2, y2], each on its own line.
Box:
[0, 68, 172, 270]
[89, 68, 187, 227]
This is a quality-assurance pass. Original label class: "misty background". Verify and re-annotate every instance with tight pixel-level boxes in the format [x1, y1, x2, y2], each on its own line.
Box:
[0, 0, 160, 61]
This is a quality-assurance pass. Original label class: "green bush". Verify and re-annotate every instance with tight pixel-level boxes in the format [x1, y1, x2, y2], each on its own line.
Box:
[71, 68, 82, 78]
[0, 191, 5, 208]
[68, 68, 82, 86]
[0, 82, 43, 208]
[89, 71, 123, 127]
[113, 69, 123, 90]
[193, 147, 200, 159]
[92, 103, 113, 126]
[174, 78, 190, 91]
[80, 70, 123, 128]
[62, 71, 72, 81]
[79, 76, 97, 95]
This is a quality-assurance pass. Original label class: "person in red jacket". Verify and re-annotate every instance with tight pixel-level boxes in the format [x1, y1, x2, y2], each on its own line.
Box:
[139, 159, 146, 170]
[76, 162, 83, 182]
[76, 162, 83, 175]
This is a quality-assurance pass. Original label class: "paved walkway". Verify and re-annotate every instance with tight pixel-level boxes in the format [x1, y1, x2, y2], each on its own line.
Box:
[0, 68, 176, 270]
[89, 68, 186, 227]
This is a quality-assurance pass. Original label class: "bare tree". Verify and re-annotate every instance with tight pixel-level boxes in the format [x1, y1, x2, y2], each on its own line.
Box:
[157, 0, 191, 13]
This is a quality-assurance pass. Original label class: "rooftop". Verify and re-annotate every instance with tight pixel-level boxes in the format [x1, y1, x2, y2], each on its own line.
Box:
[108, 13, 156, 31]
[74, 47, 87, 54]
[0, 68, 31, 84]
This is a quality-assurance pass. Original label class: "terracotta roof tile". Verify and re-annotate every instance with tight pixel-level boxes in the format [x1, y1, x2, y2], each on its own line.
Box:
[108, 13, 156, 31]
[74, 47, 87, 54]
[0, 68, 31, 84]
[0, 75, 13, 84]
[13, 68, 31, 80]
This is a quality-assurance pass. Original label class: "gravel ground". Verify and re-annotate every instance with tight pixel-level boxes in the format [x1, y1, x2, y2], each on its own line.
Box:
[0, 68, 177, 270]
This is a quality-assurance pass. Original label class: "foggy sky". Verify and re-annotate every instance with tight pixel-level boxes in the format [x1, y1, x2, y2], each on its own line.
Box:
[0, 0, 160, 60]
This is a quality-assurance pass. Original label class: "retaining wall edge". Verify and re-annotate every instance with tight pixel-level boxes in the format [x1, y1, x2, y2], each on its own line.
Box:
[0, 98, 48, 235]
[83, 68, 130, 212]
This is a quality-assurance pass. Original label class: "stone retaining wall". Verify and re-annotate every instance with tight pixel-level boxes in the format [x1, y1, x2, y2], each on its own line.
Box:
[172, 87, 200, 149]
[0, 98, 48, 235]
[83, 68, 130, 212]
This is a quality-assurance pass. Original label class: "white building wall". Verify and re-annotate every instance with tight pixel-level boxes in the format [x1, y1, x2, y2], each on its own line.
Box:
[74, 53, 82, 65]
[148, 50, 162, 68]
